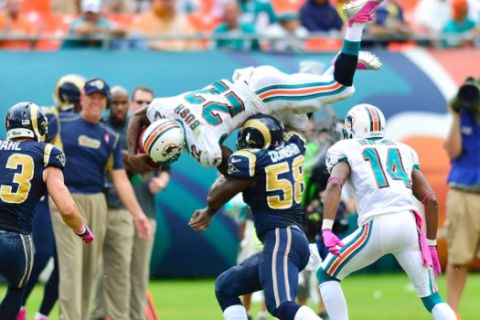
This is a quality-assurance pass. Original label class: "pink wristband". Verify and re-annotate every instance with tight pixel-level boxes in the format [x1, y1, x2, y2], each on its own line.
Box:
[328, 175, 344, 187]
[421, 191, 435, 204]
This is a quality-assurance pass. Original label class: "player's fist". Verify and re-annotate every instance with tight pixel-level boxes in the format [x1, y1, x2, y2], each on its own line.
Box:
[75, 225, 95, 244]
[322, 229, 344, 256]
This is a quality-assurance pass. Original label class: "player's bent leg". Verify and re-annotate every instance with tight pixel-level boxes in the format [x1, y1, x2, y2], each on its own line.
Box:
[215, 252, 263, 311]
[317, 269, 348, 320]
[421, 293, 457, 320]
[260, 227, 310, 320]
[0, 232, 34, 320]
[0, 286, 26, 320]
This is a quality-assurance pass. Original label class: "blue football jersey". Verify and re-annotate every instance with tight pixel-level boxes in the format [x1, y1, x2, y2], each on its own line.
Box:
[227, 132, 307, 241]
[0, 140, 65, 234]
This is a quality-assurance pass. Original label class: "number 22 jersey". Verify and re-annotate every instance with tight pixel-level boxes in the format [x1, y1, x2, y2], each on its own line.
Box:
[146, 79, 269, 167]
[326, 138, 419, 225]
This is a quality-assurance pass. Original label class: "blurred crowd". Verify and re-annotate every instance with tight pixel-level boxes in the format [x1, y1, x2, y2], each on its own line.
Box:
[0, 0, 479, 51]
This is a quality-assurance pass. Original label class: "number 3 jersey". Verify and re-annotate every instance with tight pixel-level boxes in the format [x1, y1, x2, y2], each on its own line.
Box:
[0, 140, 65, 234]
[147, 79, 269, 167]
[227, 132, 306, 241]
[326, 138, 419, 225]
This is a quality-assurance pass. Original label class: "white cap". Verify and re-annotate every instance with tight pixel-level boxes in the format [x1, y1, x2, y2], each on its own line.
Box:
[81, 0, 102, 13]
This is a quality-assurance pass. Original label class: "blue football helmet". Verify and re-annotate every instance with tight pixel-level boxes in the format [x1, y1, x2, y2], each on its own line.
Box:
[5, 102, 48, 142]
[237, 114, 283, 150]
[54, 74, 85, 111]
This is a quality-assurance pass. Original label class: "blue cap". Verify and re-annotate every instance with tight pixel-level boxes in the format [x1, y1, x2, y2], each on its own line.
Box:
[84, 78, 110, 96]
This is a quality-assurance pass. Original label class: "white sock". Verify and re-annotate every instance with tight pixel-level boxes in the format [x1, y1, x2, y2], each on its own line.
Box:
[294, 305, 322, 320]
[34, 313, 48, 320]
[319, 281, 349, 320]
[345, 23, 365, 42]
[431, 303, 457, 320]
[224, 304, 248, 320]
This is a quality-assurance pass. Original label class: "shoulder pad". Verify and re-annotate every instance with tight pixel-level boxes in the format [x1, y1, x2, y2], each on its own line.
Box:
[228, 150, 257, 178]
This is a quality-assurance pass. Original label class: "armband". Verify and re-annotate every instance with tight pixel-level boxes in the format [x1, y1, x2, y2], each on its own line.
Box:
[328, 175, 344, 188]
[421, 191, 435, 204]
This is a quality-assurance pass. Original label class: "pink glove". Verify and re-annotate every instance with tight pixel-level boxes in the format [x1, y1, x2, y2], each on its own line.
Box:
[322, 229, 344, 256]
[429, 246, 441, 276]
[76, 225, 95, 244]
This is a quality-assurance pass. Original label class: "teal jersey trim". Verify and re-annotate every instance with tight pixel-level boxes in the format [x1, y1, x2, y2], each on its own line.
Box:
[255, 79, 337, 95]
[317, 267, 340, 283]
[323, 221, 370, 273]
[421, 292, 443, 312]
[261, 86, 346, 103]
[332, 220, 374, 278]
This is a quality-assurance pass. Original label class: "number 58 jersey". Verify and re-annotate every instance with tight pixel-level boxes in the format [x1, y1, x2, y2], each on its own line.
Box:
[227, 132, 306, 241]
[326, 138, 419, 225]
[146, 79, 269, 167]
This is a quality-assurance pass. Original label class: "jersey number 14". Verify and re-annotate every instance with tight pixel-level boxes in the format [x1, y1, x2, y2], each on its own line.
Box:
[363, 147, 410, 188]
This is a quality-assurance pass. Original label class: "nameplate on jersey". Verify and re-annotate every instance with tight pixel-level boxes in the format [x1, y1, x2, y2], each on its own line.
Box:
[78, 135, 101, 149]
[174, 104, 201, 131]
[268, 143, 301, 163]
[0, 140, 21, 151]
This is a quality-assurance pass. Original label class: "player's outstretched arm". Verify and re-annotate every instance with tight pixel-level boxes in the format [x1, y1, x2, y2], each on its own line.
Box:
[189, 176, 253, 232]
[44, 167, 94, 244]
[412, 168, 441, 276]
[322, 162, 350, 256]
[412, 169, 439, 241]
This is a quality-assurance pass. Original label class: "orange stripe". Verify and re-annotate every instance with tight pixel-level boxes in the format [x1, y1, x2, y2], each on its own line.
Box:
[259, 82, 342, 100]
[368, 106, 380, 132]
[144, 122, 177, 153]
[327, 223, 370, 276]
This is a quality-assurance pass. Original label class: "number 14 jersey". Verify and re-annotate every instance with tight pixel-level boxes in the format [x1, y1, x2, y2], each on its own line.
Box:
[326, 138, 419, 225]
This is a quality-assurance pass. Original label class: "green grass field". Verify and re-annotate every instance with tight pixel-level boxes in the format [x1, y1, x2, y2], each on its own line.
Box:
[2, 273, 478, 319]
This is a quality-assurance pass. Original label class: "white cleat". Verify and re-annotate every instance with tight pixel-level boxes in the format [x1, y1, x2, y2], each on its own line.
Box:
[343, 0, 384, 25]
[357, 51, 382, 70]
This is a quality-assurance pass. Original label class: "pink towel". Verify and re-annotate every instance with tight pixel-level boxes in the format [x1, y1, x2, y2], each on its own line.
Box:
[412, 210, 433, 267]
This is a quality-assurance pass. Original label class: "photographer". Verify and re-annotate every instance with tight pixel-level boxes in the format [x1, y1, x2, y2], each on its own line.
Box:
[443, 77, 480, 318]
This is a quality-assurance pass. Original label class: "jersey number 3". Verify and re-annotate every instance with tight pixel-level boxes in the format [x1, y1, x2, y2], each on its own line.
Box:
[265, 155, 305, 209]
[0, 154, 34, 204]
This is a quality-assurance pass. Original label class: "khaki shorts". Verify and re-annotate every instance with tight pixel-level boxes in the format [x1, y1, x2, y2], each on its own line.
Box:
[445, 188, 480, 265]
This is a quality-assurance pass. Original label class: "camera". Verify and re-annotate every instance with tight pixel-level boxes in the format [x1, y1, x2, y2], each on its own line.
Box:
[451, 77, 480, 112]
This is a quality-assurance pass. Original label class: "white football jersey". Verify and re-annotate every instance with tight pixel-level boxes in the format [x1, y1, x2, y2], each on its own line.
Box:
[326, 138, 419, 225]
[146, 79, 268, 167]
[147, 64, 354, 167]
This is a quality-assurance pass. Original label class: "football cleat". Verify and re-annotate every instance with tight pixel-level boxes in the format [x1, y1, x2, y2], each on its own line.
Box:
[357, 51, 382, 70]
[343, 0, 384, 25]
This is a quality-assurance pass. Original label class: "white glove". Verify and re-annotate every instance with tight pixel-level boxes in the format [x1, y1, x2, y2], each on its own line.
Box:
[305, 243, 322, 271]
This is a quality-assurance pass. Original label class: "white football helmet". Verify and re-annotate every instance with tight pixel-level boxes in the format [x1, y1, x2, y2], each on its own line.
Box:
[141, 119, 185, 164]
[343, 103, 385, 139]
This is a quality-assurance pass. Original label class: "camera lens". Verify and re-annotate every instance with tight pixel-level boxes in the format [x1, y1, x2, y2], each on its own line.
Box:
[457, 84, 480, 110]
